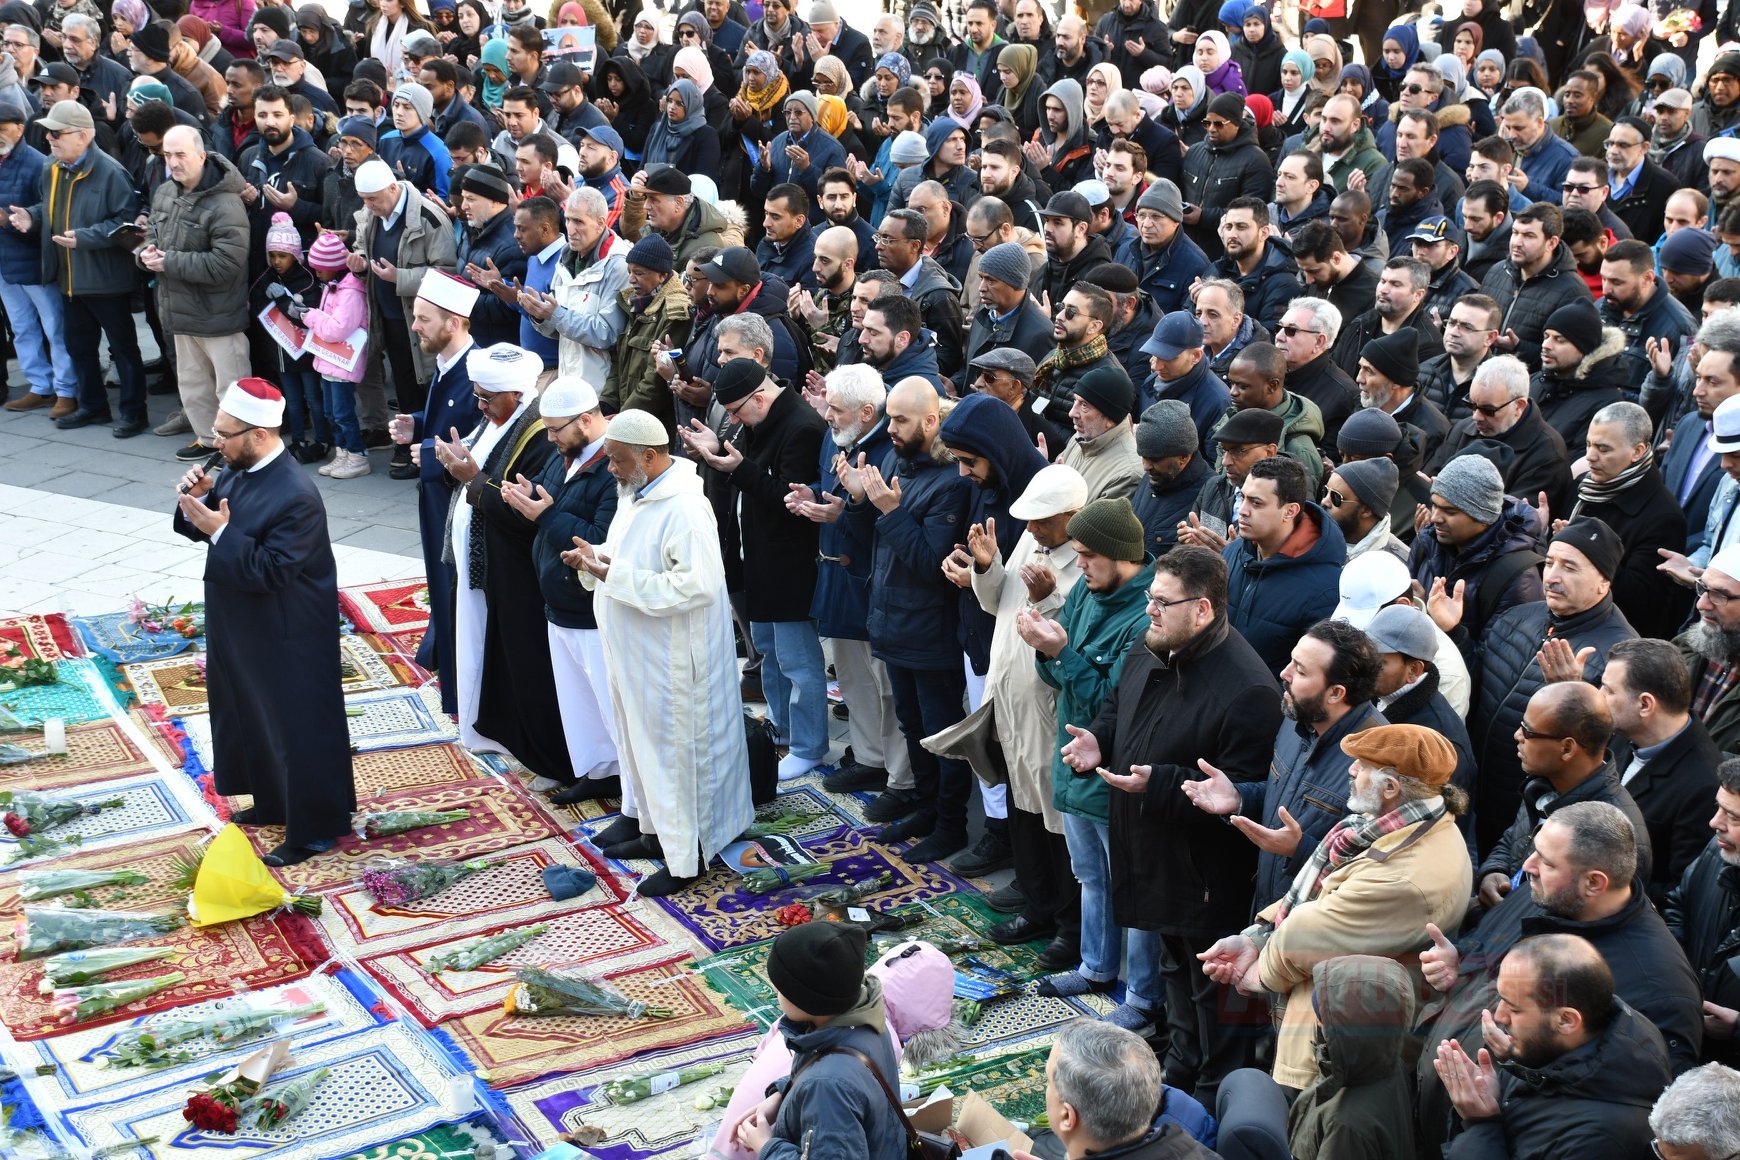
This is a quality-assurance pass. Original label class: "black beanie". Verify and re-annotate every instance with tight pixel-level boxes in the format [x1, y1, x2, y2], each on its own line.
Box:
[1550, 516, 1624, 581]
[1543, 300, 1604, 356]
[1360, 330, 1419, 387]
[1207, 91, 1246, 122]
[1073, 366, 1135, 425]
[767, 922, 867, 1017]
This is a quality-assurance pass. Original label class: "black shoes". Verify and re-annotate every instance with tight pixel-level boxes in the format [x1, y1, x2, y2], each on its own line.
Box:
[389, 461, 420, 480]
[294, 441, 329, 464]
[823, 762, 888, 794]
[264, 837, 337, 867]
[1037, 937, 1080, 971]
[551, 776, 621, 805]
[863, 787, 921, 823]
[55, 407, 111, 429]
[901, 828, 968, 863]
[230, 806, 284, 825]
[984, 882, 1026, 913]
[112, 419, 147, 439]
[949, 830, 1013, 877]
[175, 441, 214, 461]
[988, 914, 1055, 945]
[877, 809, 935, 843]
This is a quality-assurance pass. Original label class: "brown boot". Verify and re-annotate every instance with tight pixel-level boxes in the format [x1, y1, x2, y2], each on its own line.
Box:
[3, 392, 50, 412]
[48, 397, 77, 419]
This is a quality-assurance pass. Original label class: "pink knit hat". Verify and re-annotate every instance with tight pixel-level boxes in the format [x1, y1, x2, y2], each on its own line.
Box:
[307, 230, 350, 271]
[265, 211, 302, 259]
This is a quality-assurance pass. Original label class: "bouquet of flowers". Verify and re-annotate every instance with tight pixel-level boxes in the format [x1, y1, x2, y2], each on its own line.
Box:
[0, 640, 56, 692]
[103, 1002, 327, 1069]
[360, 857, 496, 907]
[182, 1041, 292, 1136]
[741, 811, 808, 838]
[808, 872, 892, 910]
[4, 832, 85, 865]
[19, 868, 149, 904]
[693, 1086, 735, 1111]
[1, 789, 127, 837]
[742, 861, 827, 894]
[423, 924, 548, 974]
[51, 971, 186, 1024]
[1656, 7, 1702, 39]
[38, 945, 179, 990]
[246, 1066, 330, 1131]
[181, 826, 322, 926]
[353, 808, 471, 840]
[14, 906, 184, 959]
[600, 1060, 728, 1104]
[128, 596, 205, 641]
[503, 966, 670, 1019]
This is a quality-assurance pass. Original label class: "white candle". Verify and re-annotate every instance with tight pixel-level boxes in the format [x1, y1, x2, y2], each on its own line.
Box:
[43, 718, 66, 755]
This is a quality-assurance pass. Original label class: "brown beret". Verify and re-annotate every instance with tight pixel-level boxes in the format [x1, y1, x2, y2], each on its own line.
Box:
[1340, 724, 1458, 788]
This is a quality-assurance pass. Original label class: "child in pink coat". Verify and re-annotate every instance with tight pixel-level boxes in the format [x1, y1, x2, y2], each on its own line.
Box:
[294, 231, 370, 478]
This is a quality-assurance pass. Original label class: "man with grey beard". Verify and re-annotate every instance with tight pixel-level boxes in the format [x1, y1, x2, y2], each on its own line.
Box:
[1675, 545, 1740, 753]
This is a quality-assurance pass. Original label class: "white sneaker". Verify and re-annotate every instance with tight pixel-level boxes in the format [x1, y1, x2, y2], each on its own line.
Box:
[777, 752, 821, 781]
[317, 450, 339, 476]
[528, 776, 562, 793]
[329, 449, 371, 479]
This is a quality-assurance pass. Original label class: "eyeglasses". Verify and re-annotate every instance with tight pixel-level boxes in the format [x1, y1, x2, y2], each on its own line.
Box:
[472, 390, 500, 403]
[1697, 579, 1740, 605]
[722, 388, 762, 417]
[1443, 316, 1492, 333]
[2, 39, 29, 50]
[545, 414, 581, 436]
[1604, 136, 1644, 149]
[1518, 720, 1569, 742]
[1146, 593, 1202, 611]
[966, 231, 995, 250]
[1470, 397, 1524, 417]
[1276, 323, 1322, 339]
[208, 425, 256, 443]
[871, 233, 903, 246]
[1323, 486, 1345, 508]
[1560, 182, 1600, 194]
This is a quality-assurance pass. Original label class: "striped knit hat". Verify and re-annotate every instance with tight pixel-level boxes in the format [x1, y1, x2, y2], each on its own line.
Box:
[307, 231, 350, 272]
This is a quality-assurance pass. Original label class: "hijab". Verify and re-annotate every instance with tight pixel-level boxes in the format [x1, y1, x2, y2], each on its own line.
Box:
[925, 56, 956, 118]
[998, 43, 1039, 111]
[812, 54, 851, 95]
[1246, 91, 1274, 127]
[875, 51, 911, 87]
[948, 73, 984, 129]
[678, 10, 713, 48]
[817, 94, 849, 138]
[1084, 60, 1123, 126]
[674, 44, 715, 93]
[1195, 31, 1244, 95]
[1279, 48, 1312, 116]
[1474, 48, 1505, 92]
[1379, 23, 1421, 84]
[1304, 33, 1342, 96]
[1612, 3, 1651, 42]
[646, 77, 708, 168]
[1241, 5, 1281, 54]
[1455, 21, 1483, 55]
[478, 38, 510, 110]
[742, 49, 789, 118]
[1172, 64, 1207, 113]
[625, 6, 661, 61]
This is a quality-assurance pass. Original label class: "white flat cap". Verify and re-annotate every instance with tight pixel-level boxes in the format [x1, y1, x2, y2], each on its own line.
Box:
[1009, 463, 1089, 520]
[541, 376, 600, 418]
[605, 409, 668, 445]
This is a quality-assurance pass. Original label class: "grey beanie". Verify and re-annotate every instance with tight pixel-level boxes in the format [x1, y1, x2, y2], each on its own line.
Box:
[890, 129, 929, 165]
[392, 81, 435, 126]
[1135, 178, 1184, 222]
[1336, 457, 1398, 518]
[1136, 399, 1198, 459]
[978, 242, 1030, 290]
[785, 91, 821, 121]
[1432, 453, 1505, 525]
[1337, 407, 1403, 456]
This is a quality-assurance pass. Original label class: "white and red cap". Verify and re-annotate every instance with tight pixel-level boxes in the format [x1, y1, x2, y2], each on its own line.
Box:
[415, 269, 481, 318]
[220, 377, 286, 428]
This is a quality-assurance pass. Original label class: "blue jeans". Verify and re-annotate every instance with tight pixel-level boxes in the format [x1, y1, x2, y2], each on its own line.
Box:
[750, 619, 829, 761]
[321, 377, 363, 453]
[1061, 811, 1163, 1011]
[282, 368, 328, 444]
[0, 280, 75, 396]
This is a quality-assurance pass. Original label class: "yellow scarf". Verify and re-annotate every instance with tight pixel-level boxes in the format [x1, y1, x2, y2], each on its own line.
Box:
[742, 69, 790, 120]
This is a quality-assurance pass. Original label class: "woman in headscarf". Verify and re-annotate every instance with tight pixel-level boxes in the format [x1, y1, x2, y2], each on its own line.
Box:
[1586, 5, 1661, 90]
[1304, 33, 1343, 98]
[1629, 52, 1684, 116]
[474, 37, 511, 115]
[617, 8, 675, 88]
[817, 93, 868, 165]
[868, 52, 910, 133]
[644, 78, 721, 175]
[1160, 64, 1209, 145]
[1451, 21, 1482, 68]
[1272, 48, 1315, 137]
[923, 58, 955, 119]
[107, 0, 147, 62]
[1337, 63, 1390, 130]
[1232, 5, 1284, 97]
[729, 49, 790, 170]
[591, 56, 657, 161]
[673, 43, 732, 134]
[677, 10, 739, 98]
[810, 55, 869, 143]
[1458, 0, 1516, 61]
[1245, 92, 1284, 161]
[1435, 53, 1497, 140]
[948, 71, 984, 130]
[1473, 48, 1505, 97]
[1193, 31, 1245, 96]
[1374, 23, 1420, 102]
[446, 0, 488, 71]
[995, 43, 1043, 139]
[1083, 60, 1123, 135]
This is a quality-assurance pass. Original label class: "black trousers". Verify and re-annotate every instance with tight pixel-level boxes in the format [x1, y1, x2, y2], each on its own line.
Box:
[885, 663, 970, 834]
[1158, 931, 1266, 1111]
[1007, 804, 1079, 945]
[381, 312, 424, 415]
[69, 293, 145, 423]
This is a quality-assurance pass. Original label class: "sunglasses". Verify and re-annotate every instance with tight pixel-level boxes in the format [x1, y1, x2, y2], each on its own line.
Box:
[1323, 486, 1345, 508]
[1403, 83, 1428, 95]
[1518, 721, 1568, 742]
[1055, 303, 1084, 319]
[1560, 182, 1600, 193]
[1470, 397, 1524, 417]
[1276, 323, 1321, 339]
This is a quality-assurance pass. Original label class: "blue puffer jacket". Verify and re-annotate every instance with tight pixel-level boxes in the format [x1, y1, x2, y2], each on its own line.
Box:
[1241, 700, 1388, 912]
[857, 442, 973, 672]
[762, 984, 906, 1160]
[875, 327, 947, 395]
[1222, 502, 1347, 676]
[938, 395, 1049, 674]
[0, 141, 46, 285]
[810, 418, 895, 640]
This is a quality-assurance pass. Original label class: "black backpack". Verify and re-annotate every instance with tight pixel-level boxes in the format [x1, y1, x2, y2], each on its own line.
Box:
[744, 711, 779, 806]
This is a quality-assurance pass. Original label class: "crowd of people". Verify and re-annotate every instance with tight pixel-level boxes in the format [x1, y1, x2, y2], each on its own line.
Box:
[19, 0, 1740, 1151]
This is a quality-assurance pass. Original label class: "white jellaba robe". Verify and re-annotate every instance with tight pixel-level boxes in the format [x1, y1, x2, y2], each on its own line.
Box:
[583, 457, 753, 878]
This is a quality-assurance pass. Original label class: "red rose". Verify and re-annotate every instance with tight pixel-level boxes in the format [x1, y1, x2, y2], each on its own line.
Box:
[4, 813, 29, 837]
[183, 1093, 239, 1134]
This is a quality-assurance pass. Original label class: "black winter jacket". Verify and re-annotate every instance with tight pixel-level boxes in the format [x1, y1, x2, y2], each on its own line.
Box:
[1569, 467, 1692, 640]
[727, 387, 826, 624]
[1180, 121, 1275, 258]
[1530, 331, 1629, 453]
[1611, 719, 1722, 907]
[957, 296, 1054, 395]
[1207, 236, 1302, 333]
[1664, 840, 1740, 1051]
[1479, 244, 1596, 370]
[1417, 352, 1478, 427]
[1407, 496, 1546, 671]
[530, 447, 617, 630]
[1131, 454, 1213, 560]
[1428, 400, 1576, 518]
[855, 443, 972, 672]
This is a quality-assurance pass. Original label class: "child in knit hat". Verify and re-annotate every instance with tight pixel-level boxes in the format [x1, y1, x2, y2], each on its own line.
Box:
[283, 229, 372, 479]
[253, 212, 328, 464]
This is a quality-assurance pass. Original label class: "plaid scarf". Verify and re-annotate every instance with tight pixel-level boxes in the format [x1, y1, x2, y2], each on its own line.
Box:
[1031, 334, 1110, 399]
[1271, 795, 1445, 925]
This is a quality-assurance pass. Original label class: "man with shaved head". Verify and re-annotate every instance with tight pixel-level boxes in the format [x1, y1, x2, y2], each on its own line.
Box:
[841, 377, 976, 862]
[1039, 13, 1105, 90]
[137, 121, 252, 456]
[789, 225, 861, 373]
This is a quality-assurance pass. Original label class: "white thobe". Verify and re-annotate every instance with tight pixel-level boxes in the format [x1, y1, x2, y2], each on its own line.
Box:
[583, 458, 753, 878]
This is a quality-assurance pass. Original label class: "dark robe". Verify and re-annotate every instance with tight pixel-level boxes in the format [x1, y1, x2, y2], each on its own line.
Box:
[411, 342, 484, 715]
[462, 402, 573, 781]
[173, 446, 355, 846]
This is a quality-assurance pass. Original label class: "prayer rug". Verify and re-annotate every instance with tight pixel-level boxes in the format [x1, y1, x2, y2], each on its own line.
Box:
[606, 821, 973, 953]
[18, 970, 383, 1104]
[246, 778, 566, 893]
[340, 579, 434, 634]
[313, 838, 629, 959]
[903, 1044, 1053, 1123]
[131, 707, 187, 768]
[358, 632, 433, 685]
[70, 610, 197, 664]
[0, 771, 212, 867]
[125, 637, 404, 716]
[0, 612, 82, 661]
[360, 901, 702, 1027]
[0, 657, 111, 725]
[500, 1029, 761, 1156]
[178, 686, 458, 765]
[54, 1020, 471, 1159]
[438, 957, 752, 1088]
[352, 744, 490, 796]
[341, 1124, 495, 1160]
[0, 718, 158, 792]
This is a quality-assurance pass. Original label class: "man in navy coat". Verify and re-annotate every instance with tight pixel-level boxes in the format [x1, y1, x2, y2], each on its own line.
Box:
[390, 271, 485, 714]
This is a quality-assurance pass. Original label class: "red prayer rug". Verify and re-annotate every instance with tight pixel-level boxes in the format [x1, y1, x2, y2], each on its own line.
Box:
[0, 612, 83, 662]
[339, 579, 433, 634]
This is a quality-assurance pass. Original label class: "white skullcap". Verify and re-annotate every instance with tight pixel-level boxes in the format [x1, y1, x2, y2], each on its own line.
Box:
[465, 343, 542, 398]
[605, 408, 667, 445]
[1708, 137, 1740, 165]
[1709, 545, 1740, 585]
[354, 158, 396, 194]
[1332, 551, 1412, 628]
[219, 377, 285, 427]
[416, 270, 480, 317]
[540, 376, 599, 419]
[1008, 463, 1089, 520]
